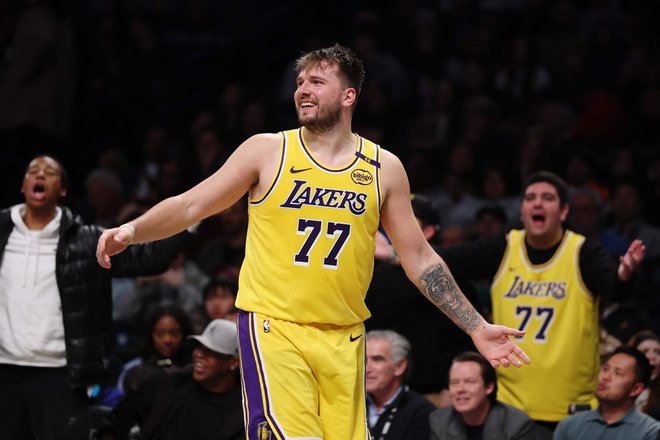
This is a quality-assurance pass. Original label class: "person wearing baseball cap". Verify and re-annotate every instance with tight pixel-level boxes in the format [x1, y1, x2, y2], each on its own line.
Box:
[188, 319, 240, 393]
[98, 319, 243, 439]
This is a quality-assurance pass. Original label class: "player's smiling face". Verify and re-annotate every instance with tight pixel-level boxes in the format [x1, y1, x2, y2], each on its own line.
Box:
[21, 156, 66, 211]
[294, 62, 346, 132]
[520, 181, 568, 248]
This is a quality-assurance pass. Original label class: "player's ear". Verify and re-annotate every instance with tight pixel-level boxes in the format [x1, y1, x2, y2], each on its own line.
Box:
[344, 88, 357, 107]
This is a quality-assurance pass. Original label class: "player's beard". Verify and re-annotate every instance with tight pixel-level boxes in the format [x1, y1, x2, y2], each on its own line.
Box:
[297, 101, 342, 133]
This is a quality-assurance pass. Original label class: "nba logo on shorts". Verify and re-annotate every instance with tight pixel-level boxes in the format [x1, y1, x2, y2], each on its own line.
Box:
[258, 421, 272, 439]
[263, 319, 270, 333]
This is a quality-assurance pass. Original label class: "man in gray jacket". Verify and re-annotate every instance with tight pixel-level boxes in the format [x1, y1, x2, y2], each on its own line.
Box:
[430, 351, 541, 440]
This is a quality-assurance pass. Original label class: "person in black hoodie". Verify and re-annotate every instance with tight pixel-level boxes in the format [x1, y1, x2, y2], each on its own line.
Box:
[0, 154, 191, 440]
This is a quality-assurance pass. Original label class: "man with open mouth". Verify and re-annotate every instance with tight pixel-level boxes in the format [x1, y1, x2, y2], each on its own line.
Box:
[436, 170, 646, 432]
[0, 154, 191, 440]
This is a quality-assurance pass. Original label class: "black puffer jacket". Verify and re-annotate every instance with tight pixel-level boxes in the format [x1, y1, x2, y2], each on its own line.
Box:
[0, 206, 191, 387]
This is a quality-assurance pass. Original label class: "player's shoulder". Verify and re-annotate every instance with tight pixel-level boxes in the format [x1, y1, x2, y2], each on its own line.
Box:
[236, 132, 283, 160]
[243, 132, 282, 149]
[375, 147, 404, 171]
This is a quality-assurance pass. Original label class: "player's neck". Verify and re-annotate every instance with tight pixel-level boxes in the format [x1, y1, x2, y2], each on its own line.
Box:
[301, 126, 356, 164]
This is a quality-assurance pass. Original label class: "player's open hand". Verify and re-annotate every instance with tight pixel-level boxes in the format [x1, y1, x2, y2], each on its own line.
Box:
[96, 225, 134, 269]
[471, 323, 531, 368]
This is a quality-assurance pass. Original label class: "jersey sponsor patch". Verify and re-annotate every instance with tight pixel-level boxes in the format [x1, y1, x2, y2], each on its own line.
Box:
[351, 169, 373, 185]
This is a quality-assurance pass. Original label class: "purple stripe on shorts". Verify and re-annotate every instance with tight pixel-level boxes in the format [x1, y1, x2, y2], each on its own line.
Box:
[237, 310, 286, 439]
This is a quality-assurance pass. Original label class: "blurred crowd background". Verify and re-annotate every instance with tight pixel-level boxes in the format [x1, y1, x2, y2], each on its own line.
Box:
[0, 0, 659, 354]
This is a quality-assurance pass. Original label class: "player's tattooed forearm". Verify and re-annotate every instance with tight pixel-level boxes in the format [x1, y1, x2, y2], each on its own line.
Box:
[421, 264, 481, 332]
[456, 307, 481, 332]
[420, 264, 461, 310]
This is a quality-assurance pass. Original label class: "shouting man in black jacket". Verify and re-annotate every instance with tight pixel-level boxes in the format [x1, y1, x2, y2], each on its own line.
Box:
[0, 155, 190, 440]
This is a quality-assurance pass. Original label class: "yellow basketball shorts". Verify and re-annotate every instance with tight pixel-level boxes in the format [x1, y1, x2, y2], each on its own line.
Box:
[237, 310, 371, 440]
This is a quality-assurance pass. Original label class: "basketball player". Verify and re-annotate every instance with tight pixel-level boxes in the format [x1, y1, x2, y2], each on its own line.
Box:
[97, 44, 529, 440]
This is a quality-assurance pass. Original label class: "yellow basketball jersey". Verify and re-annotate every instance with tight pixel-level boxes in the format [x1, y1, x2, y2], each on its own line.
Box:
[491, 229, 599, 422]
[236, 128, 382, 325]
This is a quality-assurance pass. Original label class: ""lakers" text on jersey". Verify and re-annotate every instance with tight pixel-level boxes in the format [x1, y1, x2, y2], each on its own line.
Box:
[280, 179, 368, 215]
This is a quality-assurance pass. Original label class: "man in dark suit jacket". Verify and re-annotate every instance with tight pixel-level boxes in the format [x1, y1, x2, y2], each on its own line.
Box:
[365, 329, 436, 440]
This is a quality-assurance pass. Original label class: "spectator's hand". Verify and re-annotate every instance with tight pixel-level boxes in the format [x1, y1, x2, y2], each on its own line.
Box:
[617, 239, 645, 281]
[374, 230, 399, 265]
[470, 323, 531, 368]
[96, 225, 134, 269]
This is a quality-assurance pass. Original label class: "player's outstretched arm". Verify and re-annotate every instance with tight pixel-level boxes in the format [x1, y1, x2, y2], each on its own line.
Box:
[379, 149, 530, 368]
[96, 133, 278, 269]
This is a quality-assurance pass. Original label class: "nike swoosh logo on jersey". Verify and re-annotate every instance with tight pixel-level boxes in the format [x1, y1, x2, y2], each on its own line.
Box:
[349, 333, 363, 342]
[290, 166, 312, 174]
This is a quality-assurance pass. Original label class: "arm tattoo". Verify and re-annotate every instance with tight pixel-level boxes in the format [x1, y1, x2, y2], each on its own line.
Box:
[420, 264, 482, 332]
[421, 265, 460, 309]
